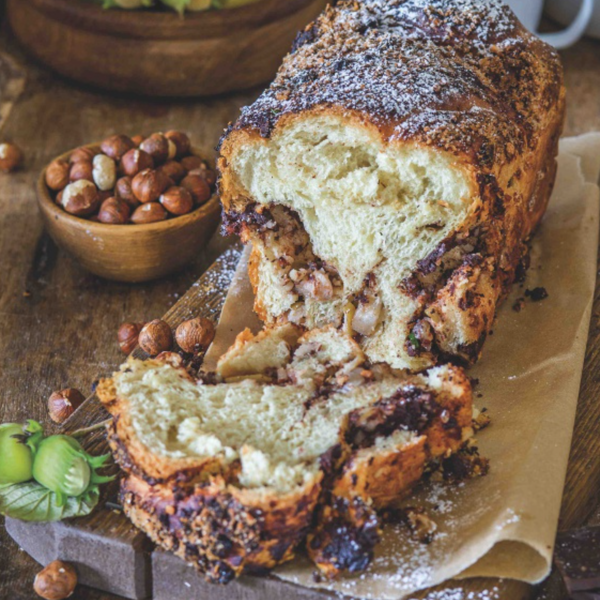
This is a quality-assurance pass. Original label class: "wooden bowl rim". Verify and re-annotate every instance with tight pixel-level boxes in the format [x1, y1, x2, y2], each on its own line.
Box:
[26, 0, 314, 40]
[37, 144, 221, 235]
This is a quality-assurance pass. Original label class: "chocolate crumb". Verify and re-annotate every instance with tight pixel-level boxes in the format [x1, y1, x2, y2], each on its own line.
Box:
[525, 287, 548, 302]
[513, 297, 525, 312]
[555, 526, 600, 597]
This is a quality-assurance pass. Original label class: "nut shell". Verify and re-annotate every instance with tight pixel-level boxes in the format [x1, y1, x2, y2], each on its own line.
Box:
[164, 131, 191, 158]
[69, 160, 93, 183]
[181, 174, 212, 206]
[121, 149, 154, 177]
[189, 162, 217, 188]
[131, 202, 167, 224]
[70, 146, 98, 164]
[34, 560, 77, 600]
[98, 197, 130, 224]
[180, 155, 203, 172]
[118, 322, 144, 355]
[160, 160, 186, 184]
[140, 134, 169, 165]
[175, 317, 215, 353]
[45, 160, 70, 191]
[48, 389, 86, 424]
[139, 319, 173, 356]
[0, 142, 23, 172]
[159, 186, 194, 216]
[61, 180, 100, 216]
[132, 169, 170, 203]
[101, 134, 136, 161]
[115, 176, 139, 208]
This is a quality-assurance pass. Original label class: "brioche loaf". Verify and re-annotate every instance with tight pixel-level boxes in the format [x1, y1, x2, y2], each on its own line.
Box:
[218, 0, 565, 370]
[98, 326, 481, 581]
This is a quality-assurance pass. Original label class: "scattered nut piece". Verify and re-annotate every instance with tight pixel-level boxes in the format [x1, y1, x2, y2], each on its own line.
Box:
[98, 197, 130, 224]
[160, 186, 194, 216]
[117, 322, 144, 354]
[181, 174, 211, 205]
[0, 142, 23, 172]
[132, 168, 170, 203]
[165, 131, 191, 158]
[121, 149, 154, 177]
[140, 134, 169, 165]
[131, 202, 167, 224]
[34, 560, 77, 600]
[69, 160, 93, 183]
[175, 317, 215, 353]
[48, 389, 86, 424]
[100, 134, 135, 161]
[139, 319, 173, 356]
[45, 160, 70, 191]
[92, 154, 117, 191]
[61, 180, 100, 216]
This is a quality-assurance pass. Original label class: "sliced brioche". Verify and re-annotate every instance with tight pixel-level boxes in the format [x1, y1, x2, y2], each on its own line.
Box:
[218, 0, 565, 370]
[98, 326, 477, 581]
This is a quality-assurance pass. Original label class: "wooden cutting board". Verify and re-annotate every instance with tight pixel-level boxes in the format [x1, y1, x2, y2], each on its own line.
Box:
[5, 243, 595, 600]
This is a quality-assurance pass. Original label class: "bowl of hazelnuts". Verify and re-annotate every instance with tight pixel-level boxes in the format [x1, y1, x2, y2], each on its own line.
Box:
[37, 131, 221, 282]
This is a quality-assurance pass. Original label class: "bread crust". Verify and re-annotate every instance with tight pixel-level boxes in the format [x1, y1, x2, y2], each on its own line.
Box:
[218, 0, 565, 367]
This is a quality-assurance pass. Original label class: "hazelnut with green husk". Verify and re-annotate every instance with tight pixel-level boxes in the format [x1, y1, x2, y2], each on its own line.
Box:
[0, 420, 114, 520]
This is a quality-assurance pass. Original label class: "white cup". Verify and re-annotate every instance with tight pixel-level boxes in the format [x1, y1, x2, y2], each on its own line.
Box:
[502, 0, 594, 48]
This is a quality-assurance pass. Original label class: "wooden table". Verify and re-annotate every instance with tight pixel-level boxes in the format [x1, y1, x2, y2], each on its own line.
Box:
[1, 7, 599, 599]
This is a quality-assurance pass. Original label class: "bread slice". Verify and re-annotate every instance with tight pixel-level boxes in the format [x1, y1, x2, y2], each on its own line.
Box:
[218, 0, 565, 371]
[98, 325, 479, 581]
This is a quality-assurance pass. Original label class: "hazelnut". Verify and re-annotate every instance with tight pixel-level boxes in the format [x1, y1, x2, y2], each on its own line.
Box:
[181, 174, 212, 205]
[160, 186, 194, 216]
[45, 160, 70, 191]
[139, 319, 173, 356]
[180, 155, 203, 172]
[115, 176, 139, 208]
[98, 197, 130, 224]
[175, 317, 215, 354]
[98, 190, 113, 203]
[191, 160, 217, 186]
[166, 138, 177, 161]
[121, 149, 153, 177]
[70, 146, 98, 164]
[160, 160, 186, 183]
[100, 134, 135, 161]
[155, 351, 184, 368]
[92, 154, 117, 191]
[0, 142, 23, 172]
[131, 134, 144, 147]
[139, 134, 169, 165]
[165, 131, 191, 158]
[56, 190, 63, 205]
[131, 168, 170, 203]
[48, 389, 86, 424]
[61, 180, 100, 216]
[131, 202, 167, 224]
[34, 560, 77, 600]
[117, 321, 144, 354]
[69, 160, 93, 183]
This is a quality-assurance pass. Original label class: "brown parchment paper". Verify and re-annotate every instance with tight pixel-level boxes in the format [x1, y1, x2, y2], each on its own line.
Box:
[204, 133, 600, 599]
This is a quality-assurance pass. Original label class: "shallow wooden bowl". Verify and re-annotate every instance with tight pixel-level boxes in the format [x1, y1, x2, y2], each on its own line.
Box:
[7, 0, 327, 97]
[37, 147, 221, 283]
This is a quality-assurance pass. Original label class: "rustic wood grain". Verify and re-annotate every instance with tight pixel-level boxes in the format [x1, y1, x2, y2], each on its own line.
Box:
[0, 13, 599, 600]
[6, 0, 328, 97]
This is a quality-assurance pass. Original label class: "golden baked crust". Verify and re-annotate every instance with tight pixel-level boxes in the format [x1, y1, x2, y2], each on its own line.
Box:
[218, 0, 565, 367]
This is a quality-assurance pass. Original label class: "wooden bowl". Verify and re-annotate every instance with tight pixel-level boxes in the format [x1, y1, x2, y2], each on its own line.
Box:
[37, 147, 221, 283]
[6, 0, 327, 97]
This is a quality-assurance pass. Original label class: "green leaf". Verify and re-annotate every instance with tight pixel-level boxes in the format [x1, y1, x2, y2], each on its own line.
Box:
[0, 481, 99, 522]
[408, 333, 420, 350]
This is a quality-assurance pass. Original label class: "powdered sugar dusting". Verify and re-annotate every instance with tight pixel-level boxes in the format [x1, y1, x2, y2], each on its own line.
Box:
[228, 0, 562, 168]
